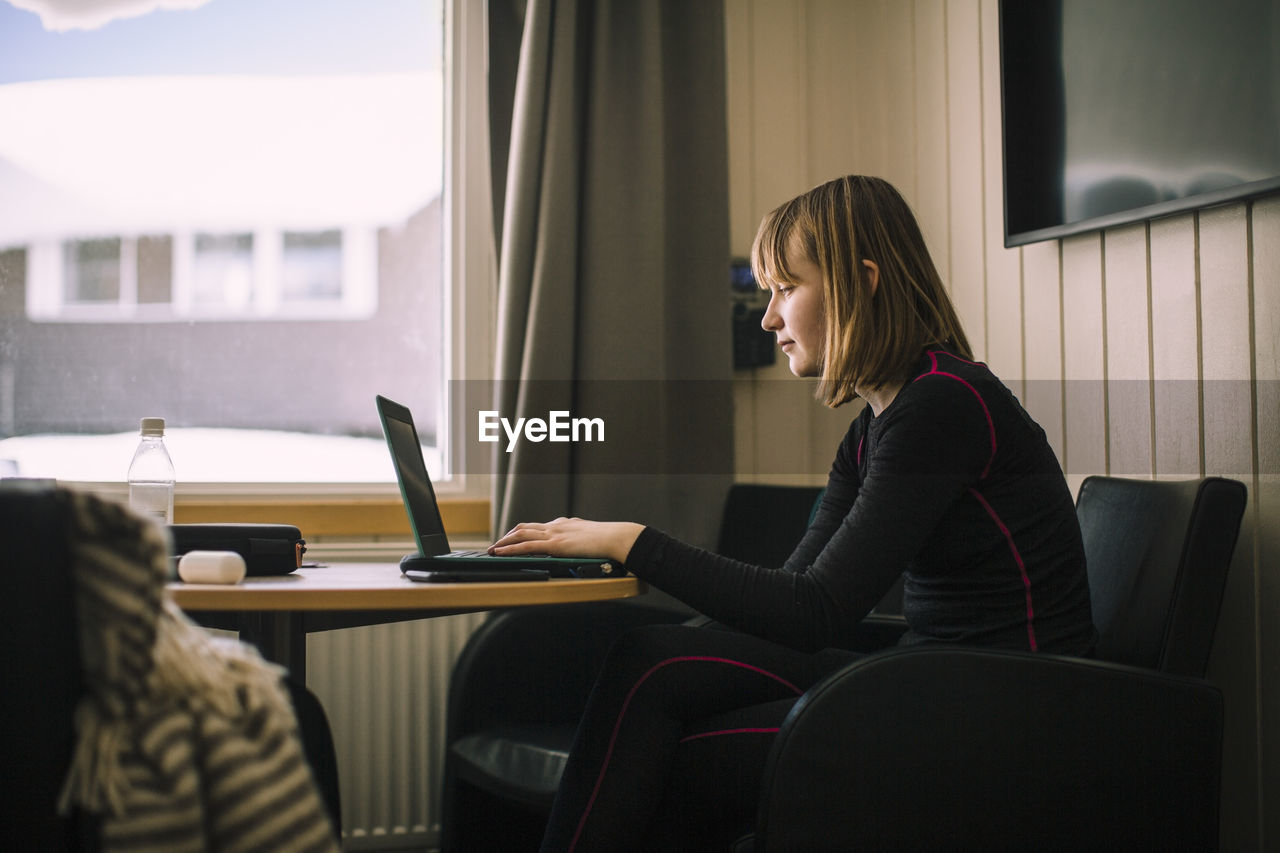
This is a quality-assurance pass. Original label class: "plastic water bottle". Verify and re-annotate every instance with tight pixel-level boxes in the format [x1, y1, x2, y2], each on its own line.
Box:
[128, 417, 175, 523]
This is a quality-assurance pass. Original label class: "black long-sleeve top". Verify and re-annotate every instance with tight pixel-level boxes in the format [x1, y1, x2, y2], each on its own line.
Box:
[624, 350, 1097, 655]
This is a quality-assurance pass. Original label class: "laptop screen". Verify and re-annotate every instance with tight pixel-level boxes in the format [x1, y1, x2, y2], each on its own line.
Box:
[377, 395, 450, 557]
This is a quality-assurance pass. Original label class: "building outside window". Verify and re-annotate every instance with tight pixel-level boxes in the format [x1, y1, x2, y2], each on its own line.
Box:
[0, 0, 480, 488]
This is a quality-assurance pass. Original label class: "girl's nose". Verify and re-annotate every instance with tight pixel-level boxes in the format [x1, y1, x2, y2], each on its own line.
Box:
[761, 292, 781, 332]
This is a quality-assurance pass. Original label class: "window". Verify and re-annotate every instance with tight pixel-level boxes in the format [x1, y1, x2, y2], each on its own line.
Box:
[282, 231, 342, 304]
[64, 238, 122, 303]
[191, 233, 254, 311]
[0, 0, 492, 492]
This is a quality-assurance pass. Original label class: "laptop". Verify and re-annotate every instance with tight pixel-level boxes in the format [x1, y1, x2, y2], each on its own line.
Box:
[376, 395, 625, 582]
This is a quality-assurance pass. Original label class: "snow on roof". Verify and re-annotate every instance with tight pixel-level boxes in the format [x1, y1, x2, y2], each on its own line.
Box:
[0, 71, 443, 245]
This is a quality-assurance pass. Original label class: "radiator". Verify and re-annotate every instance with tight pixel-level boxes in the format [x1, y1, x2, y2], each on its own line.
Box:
[306, 612, 488, 850]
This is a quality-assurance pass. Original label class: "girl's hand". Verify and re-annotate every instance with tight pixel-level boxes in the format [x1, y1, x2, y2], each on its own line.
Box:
[489, 518, 644, 565]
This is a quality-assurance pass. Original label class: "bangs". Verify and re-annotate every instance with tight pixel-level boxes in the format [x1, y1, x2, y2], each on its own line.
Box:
[750, 201, 809, 289]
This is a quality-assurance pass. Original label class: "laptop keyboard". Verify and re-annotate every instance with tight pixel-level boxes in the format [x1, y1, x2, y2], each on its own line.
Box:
[450, 549, 548, 559]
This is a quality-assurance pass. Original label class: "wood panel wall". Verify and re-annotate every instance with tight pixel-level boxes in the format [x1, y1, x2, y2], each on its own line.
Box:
[725, 1, 1278, 848]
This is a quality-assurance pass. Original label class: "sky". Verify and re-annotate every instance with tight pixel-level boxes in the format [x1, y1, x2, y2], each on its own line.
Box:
[0, 0, 443, 84]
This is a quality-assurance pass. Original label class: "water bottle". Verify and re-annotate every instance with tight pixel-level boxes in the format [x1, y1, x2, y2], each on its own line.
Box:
[128, 417, 175, 523]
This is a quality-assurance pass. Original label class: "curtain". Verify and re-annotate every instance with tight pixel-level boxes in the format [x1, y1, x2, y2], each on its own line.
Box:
[490, 0, 733, 551]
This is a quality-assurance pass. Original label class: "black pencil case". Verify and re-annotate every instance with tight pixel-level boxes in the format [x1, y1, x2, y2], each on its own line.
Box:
[168, 523, 306, 576]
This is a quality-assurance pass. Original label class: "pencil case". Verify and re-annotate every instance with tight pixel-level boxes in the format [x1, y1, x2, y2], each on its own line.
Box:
[168, 523, 306, 576]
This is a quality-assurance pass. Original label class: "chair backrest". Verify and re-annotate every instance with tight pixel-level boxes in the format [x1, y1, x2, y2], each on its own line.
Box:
[0, 483, 96, 850]
[716, 484, 824, 568]
[1076, 475, 1247, 677]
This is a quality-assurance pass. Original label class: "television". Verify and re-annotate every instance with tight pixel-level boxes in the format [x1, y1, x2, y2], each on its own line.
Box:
[999, 0, 1280, 246]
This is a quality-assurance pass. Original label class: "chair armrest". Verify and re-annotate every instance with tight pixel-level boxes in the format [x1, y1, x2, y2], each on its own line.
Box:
[756, 646, 1222, 852]
[847, 612, 909, 650]
[445, 599, 690, 740]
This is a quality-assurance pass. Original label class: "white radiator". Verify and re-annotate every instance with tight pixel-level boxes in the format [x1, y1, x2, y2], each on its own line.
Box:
[306, 612, 488, 851]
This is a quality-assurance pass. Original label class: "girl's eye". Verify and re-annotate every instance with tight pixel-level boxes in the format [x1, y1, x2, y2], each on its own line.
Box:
[777, 285, 795, 297]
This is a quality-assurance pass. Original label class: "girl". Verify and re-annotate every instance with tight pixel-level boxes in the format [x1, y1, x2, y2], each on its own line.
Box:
[490, 175, 1097, 851]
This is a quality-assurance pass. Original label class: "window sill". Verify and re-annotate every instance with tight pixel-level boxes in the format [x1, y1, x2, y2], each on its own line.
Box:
[172, 495, 490, 539]
[54, 479, 489, 540]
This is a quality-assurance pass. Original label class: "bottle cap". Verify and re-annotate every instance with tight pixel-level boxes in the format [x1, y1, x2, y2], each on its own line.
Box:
[140, 417, 165, 436]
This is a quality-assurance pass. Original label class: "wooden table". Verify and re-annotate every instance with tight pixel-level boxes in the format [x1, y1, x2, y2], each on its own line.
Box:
[169, 562, 646, 679]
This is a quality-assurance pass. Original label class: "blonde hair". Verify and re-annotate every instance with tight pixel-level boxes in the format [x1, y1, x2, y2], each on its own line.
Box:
[751, 175, 973, 408]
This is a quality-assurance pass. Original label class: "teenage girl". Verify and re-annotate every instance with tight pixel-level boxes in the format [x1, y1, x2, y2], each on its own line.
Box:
[490, 175, 1097, 852]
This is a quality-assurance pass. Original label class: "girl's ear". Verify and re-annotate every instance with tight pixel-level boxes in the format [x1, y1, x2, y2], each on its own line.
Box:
[862, 259, 880, 296]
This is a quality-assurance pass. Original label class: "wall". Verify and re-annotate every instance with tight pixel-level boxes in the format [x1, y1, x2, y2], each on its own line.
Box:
[725, 1, 1278, 849]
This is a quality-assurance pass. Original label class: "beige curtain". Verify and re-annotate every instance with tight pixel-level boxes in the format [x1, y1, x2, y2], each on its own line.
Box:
[491, 0, 733, 550]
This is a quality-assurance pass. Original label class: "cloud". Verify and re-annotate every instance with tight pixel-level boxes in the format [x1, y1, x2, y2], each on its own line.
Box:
[6, 0, 214, 32]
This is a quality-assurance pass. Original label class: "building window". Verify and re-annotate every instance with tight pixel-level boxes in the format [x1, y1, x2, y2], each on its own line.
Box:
[0, 0, 491, 490]
[64, 238, 122, 304]
[29, 228, 374, 321]
[282, 230, 342, 304]
[192, 233, 254, 311]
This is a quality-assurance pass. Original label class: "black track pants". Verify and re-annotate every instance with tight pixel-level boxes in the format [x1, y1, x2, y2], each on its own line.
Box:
[539, 624, 858, 853]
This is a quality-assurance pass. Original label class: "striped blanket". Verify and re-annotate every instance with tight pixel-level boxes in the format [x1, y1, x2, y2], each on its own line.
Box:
[56, 489, 339, 853]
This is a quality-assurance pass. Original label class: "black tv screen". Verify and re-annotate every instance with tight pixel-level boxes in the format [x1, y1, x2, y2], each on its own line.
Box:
[1000, 0, 1280, 246]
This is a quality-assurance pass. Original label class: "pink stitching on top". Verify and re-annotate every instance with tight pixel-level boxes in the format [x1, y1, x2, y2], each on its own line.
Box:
[566, 656, 803, 853]
[914, 353, 997, 479]
[928, 349, 985, 367]
[968, 487, 1038, 651]
[679, 727, 782, 744]
[917, 353, 1035, 650]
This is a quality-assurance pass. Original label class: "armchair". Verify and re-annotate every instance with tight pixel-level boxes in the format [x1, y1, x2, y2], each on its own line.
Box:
[751, 475, 1246, 851]
[1, 483, 94, 849]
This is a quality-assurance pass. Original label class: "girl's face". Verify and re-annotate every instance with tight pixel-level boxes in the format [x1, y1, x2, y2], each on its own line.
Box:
[761, 240, 826, 378]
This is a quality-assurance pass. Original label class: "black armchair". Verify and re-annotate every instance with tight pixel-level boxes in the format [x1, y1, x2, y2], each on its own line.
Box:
[751, 475, 1246, 851]
[1, 483, 96, 849]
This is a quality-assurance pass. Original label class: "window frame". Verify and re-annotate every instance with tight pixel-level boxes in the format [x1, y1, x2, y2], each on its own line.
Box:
[52, 0, 495, 504]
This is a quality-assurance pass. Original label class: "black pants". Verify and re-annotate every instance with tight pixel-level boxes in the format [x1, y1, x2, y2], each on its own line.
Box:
[539, 624, 858, 853]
